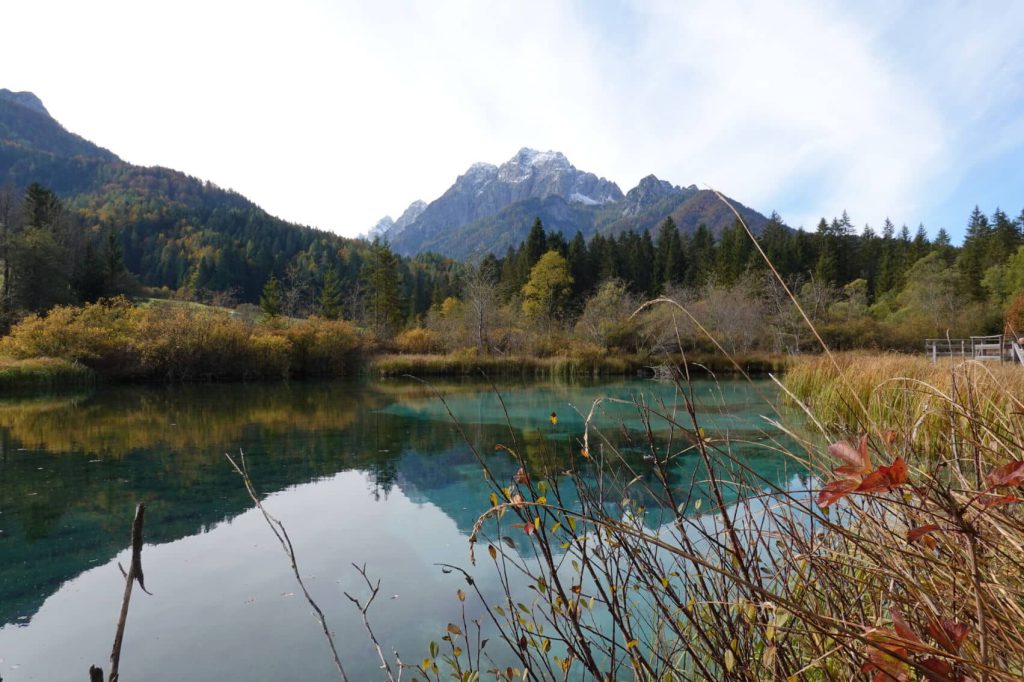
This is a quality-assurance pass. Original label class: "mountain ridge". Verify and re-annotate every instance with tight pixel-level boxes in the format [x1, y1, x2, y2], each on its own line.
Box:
[373, 148, 769, 260]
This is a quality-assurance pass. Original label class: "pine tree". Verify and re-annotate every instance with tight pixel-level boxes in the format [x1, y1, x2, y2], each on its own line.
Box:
[958, 206, 992, 300]
[318, 265, 343, 320]
[654, 217, 683, 293]
[685, 224, 715, 287]
[102, 227, 127, 295]
[361, 238, 403, 337]
[260, 274, 283, 319]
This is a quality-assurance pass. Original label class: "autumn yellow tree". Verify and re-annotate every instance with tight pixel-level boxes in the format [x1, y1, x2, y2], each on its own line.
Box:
[521, 250, 573, 320]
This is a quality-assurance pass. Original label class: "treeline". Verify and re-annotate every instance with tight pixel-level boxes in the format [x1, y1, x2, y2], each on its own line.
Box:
[0, 181, 460, 333]
[410, 208, 1024, 357]
[4, 176, 1024, 361]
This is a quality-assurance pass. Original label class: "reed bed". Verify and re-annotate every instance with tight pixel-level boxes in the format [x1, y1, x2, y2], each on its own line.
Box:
[784, 352, 1024, 454]
[0, 356, 96, 390]
[368, 352, 643, 378]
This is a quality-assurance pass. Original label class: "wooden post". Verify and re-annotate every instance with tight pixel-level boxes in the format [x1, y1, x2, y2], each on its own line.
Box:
[90, 503, 148, 682]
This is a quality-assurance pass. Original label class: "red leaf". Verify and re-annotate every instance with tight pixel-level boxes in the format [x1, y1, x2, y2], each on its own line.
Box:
[856, 457, 908, 493]
[881, 457, 908, 486]
[862, 628, 910, 682]
[513, 467, 529, 485]
[918, 657, 953, 680]
[981, 493, 1021, 508]
[907, 524, 941, 544]
[855, 470, 891, 493]
[817, 479, 859, 507]
[828, 436, 871, 473]
[985, 460, 1024, 488]
[891, 606, 926, 650]
[927, 618, 969, 653]
[835, 464, 868, 480]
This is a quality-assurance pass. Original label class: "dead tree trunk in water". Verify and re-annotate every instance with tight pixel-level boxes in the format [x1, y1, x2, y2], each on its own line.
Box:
[89, 502, 149, 682]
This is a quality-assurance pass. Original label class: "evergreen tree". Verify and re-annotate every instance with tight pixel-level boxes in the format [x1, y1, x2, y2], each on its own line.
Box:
[566, 231, 591, 304]
[654, 217, 684, 292]
[813, 219, 839, 285]
[361, 238, 403, 337]
[259, 274, 283, 319]
[685, 224, 715, 287]
[524, 218, 547, 269]
[102, 227, 127, 295]
[318, 265, 343, 319]
[958, 206, 992, 300]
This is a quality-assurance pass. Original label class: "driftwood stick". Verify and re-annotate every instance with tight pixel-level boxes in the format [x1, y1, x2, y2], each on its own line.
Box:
[90, 503, 147, 681]
[108, 502, 146, 682]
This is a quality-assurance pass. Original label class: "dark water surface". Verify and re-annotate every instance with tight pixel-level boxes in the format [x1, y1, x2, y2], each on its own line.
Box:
[0, 377, 802, 681]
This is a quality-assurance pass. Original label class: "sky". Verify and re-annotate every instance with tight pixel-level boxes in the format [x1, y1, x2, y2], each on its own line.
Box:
[3, 0, 1023, 241]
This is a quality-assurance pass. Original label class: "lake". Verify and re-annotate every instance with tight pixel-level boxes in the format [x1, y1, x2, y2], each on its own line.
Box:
[0, 377, 804, 680]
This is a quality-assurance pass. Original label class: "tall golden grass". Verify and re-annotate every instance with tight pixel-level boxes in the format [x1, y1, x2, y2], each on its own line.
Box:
[784, 352, 1024, 455]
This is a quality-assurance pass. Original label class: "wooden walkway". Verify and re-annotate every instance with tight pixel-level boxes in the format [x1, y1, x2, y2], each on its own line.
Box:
[925, 335, 1024, 365]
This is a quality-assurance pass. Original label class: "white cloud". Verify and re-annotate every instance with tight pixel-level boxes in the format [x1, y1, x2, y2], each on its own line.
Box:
[2, 0, 1023, 238]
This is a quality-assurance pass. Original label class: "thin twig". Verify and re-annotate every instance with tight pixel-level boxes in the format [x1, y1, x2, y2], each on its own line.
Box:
[225, 451, 350, 682]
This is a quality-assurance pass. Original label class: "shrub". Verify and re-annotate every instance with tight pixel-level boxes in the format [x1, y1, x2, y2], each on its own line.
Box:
[394, 327, 441, 354]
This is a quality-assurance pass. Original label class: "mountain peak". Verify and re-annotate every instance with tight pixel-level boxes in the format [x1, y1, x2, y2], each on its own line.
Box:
[0, 89, 50, 117]
[620, 174, 686, 218]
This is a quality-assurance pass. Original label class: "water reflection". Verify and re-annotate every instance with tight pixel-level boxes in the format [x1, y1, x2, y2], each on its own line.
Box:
[0, 378, 803, 680]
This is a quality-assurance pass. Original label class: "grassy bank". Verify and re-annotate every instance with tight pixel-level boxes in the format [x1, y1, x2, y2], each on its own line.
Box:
[783, 352, 1024, 448]
[0, 357, 97, 390]
[368, 351, 789, 378]
[368, 352, 643, 378]
[0, 298, 790, 388]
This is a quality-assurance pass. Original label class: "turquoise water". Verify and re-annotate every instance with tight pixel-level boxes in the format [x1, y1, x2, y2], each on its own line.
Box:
[0, 377, 803, 680]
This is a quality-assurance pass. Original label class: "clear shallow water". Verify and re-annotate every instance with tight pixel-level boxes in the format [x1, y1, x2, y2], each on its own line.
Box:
[0, 377, 804, 681]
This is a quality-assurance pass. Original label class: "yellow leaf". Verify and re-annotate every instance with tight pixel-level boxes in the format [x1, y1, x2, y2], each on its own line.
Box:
[489, 492, 498, 507]
[533, 517, 541, 531]
[488, 544, 497, 560]
[457, 589, 465, 602]
[626, 639, 639, 650]
[536, 496, 547, 504]
[447, 623, 462, 636]
[725, 649, 735, 672]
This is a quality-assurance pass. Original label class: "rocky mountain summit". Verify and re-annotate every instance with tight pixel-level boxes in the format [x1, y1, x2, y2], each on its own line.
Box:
[373, 148, 767, 259]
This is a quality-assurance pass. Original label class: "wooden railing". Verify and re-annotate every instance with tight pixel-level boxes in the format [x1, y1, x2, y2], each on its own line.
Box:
[924, 335, 1023, 364]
